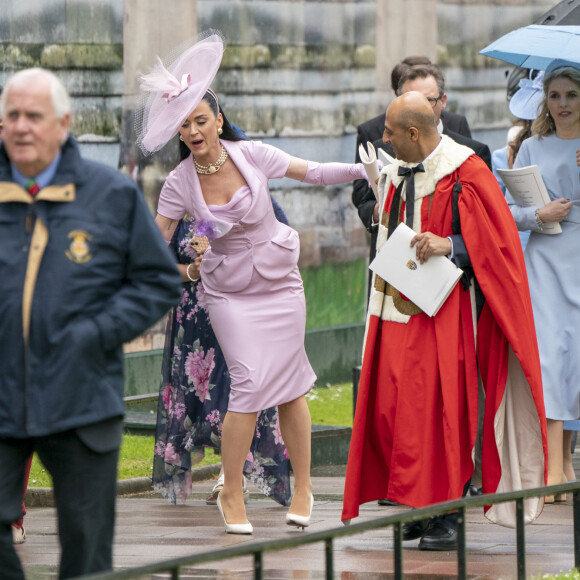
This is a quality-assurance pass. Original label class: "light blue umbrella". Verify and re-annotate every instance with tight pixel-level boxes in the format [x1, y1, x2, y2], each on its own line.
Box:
[480, 24, 580, 70]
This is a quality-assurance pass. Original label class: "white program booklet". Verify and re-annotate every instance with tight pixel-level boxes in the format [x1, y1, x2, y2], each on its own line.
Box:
[496, 165, 562, 234]
[369, 223, 463, 317]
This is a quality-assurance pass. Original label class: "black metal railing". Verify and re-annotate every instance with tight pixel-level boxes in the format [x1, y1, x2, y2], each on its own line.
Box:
[80, 480, 580, 580]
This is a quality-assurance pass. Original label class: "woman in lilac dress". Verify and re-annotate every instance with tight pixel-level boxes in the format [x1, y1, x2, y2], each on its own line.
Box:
[152, 215, 291, 507]
[139, 32, 366, 534]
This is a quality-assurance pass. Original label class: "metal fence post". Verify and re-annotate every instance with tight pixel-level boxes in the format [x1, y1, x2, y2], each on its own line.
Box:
[326, 538, 334, 580]
[574, 489, 580, 569]
[457, 507, 467, 580]
[254, 551, 263, 580]
[516, 498, 526, 580]
[393, 522, 403, 580]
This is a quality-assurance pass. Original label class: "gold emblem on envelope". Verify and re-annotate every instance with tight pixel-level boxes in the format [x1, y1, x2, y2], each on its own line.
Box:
[406, 259, 417, 270]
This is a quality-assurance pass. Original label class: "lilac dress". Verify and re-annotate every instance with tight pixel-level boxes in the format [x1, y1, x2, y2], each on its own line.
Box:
[158, 140, 317, 413]
[152, 217, 291, 505]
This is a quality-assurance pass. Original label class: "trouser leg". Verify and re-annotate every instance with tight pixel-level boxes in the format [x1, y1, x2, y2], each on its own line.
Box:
[0, 438, 34, 580]
[36, 431, 119, 580]
[13, 454, 33, 529]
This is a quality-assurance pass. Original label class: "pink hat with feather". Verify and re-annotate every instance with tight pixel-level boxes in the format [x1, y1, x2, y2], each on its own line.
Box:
[137, 30, 225, 154]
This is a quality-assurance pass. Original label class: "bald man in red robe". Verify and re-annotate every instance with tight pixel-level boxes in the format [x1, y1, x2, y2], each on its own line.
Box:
[342, 92, 547, 550]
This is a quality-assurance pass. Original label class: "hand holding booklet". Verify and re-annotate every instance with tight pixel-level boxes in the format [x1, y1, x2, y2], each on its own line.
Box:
[369, 223, 463, 317]
[496, 165, 562, 234]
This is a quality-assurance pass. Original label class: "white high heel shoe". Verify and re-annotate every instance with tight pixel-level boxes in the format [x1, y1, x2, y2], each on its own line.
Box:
[206, 473, 225, 505]
[207, 475, 250, 505]
[216, 495, 253, 535]
[286, 493, 314, 529]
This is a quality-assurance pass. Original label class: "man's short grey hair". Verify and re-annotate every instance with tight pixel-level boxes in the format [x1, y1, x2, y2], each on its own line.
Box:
[0, 68, 71, 120]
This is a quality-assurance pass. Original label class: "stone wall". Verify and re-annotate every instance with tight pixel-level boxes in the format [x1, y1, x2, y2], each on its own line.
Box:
[133, 0, 380, 269]
[0, 0, 124, 139]
[438, 0, 554, 149]
[0, 0, 560, 272]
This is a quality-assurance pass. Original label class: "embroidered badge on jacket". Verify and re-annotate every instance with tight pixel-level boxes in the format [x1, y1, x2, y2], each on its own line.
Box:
[66, 230, 93, 263]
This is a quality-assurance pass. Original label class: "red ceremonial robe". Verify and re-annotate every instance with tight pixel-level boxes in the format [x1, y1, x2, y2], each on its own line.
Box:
[342, 136, 547, 528]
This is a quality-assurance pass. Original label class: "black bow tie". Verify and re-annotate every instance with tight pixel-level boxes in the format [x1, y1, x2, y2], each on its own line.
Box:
[387, 163, 425, 239]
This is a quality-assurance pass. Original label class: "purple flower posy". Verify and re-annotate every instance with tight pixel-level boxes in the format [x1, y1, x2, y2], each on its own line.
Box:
[194, 219, 218, 241]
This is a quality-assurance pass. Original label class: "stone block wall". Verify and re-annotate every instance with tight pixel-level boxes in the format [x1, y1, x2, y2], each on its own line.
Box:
[0, 0, 562, 272]
[0, 0, 565, 354]
[437, 0, 555, 150]
[0, 0, 124, 139]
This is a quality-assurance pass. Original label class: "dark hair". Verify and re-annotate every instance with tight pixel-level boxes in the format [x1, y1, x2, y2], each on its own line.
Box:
[391, 56, 432, 94]
[507, 119, 532, 166]
[179, 90, 245, 160]
[397, 64, 445, 96]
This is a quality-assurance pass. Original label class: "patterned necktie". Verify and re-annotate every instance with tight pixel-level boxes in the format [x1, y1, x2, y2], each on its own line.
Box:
[26, 178, 40, 197]
[387, 163, 425, 239]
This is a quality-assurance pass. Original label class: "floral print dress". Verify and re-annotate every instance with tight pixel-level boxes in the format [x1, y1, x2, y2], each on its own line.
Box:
[152, 216, 291, 505]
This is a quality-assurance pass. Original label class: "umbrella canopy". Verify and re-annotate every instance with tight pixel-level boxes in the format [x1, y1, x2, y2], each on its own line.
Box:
[480, 24, 580, 70]
[535, 0, 580, 26]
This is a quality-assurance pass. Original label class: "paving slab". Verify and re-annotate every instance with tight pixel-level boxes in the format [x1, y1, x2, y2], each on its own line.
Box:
[18, 465, 577, 580]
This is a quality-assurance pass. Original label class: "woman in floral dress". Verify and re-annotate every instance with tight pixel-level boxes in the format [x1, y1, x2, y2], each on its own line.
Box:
[152, 215, 291, 506]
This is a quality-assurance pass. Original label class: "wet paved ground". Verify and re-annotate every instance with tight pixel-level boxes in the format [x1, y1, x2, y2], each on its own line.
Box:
[18, 464, 577, 579]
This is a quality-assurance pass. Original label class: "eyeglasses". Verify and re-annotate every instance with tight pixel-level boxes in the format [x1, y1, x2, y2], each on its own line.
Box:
[426, 95, 444, 107]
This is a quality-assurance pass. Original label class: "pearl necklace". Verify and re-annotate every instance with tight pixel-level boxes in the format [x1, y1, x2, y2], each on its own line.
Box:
[194, 146, 229, 175]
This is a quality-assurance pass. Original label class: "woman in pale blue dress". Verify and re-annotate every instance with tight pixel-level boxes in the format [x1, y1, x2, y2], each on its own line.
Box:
[506, 60, 580, 500]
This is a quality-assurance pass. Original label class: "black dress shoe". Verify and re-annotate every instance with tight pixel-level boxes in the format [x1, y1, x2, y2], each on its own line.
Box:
[378, 498, 400, 506]
[469, 485, 482, 496]
[418, 516, 458, 551]
[402, 518, 429, 541]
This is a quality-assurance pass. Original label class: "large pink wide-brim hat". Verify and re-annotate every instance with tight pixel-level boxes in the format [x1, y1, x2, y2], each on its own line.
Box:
[139, 32, 225, 154]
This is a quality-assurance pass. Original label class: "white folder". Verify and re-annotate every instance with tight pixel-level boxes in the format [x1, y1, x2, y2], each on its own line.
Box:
[369, 223, 463, 317]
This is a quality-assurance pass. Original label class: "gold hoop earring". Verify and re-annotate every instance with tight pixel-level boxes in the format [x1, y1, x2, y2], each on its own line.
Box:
[179, 135, 184, 141]
[217, 128, 223, 135]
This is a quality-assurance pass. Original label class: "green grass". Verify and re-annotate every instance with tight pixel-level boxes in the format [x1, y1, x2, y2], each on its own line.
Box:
[306, 382, 353, 427]
[302, 259, 367, 330]
[28, 383, 353, 487]
[533, 572, 580, 579]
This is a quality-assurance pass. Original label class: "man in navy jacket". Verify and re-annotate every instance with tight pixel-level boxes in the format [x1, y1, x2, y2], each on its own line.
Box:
[0, 68, 181, 579]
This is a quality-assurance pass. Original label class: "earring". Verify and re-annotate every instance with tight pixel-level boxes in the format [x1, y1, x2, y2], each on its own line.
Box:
[179, 135, 184, 141]
[217, 127, 223, 135]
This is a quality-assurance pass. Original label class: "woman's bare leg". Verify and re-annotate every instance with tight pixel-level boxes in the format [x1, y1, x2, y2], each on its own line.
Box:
[278, 395, 312, 516]
[218, 410, 257, 524]
[563, 429, 576, 482]
[546, 419, 566, 501]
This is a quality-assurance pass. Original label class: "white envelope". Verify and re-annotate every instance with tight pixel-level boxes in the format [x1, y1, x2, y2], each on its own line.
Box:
[369, 223, 463, 317]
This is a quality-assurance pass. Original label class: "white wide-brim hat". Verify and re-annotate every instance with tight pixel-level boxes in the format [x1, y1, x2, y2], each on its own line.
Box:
[508, 70, 544, 121]
[138, 31, 225, 154]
